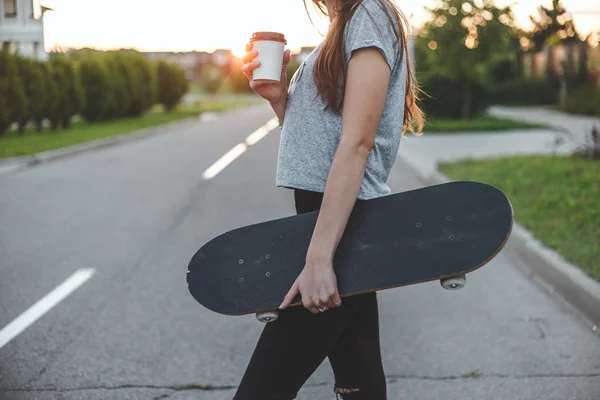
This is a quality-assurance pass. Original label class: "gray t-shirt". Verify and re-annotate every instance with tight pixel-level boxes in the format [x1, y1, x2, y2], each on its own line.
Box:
[276, 0, 407, 200]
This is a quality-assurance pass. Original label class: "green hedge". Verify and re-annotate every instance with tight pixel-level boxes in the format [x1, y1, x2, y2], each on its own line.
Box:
[0, 49, 26, 136]
[157, 60, 189, 112]
[492, 77, 559, 106]
[418, 74, 491, 119]
[0, 49, 189, 137]
[79, 57, 111, 122]
[36, 62, 58, 132]
[15, 56, 47, 134]
[562, 85, 600, 118]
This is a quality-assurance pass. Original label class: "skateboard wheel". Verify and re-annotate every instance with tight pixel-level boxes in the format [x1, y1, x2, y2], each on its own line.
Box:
[256, 311, 279, 323]
[441, 275, 466, 290]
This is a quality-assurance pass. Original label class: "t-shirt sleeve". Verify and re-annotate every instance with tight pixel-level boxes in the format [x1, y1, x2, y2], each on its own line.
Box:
[344, 1, 400, 71]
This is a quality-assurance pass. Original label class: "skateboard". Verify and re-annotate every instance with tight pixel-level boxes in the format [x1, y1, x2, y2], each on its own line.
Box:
[187, 181, 513, 323]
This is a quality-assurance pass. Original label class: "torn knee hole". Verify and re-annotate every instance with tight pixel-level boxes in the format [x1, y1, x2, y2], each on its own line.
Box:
[335, 388, 360, 395]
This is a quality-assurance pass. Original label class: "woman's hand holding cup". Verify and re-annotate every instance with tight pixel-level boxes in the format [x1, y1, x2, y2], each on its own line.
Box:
[242, 32, 291, 105]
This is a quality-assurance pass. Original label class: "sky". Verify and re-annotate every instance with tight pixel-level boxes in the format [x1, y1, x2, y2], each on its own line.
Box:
[41, 0, 600, 55]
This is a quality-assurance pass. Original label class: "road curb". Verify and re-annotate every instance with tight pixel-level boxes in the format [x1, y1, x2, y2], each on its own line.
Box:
[400, 151, 600, 329]
[0, 117, 203, 177]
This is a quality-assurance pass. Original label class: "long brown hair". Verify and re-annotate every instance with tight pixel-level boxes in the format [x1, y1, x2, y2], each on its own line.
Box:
[303, 0, 424, 135]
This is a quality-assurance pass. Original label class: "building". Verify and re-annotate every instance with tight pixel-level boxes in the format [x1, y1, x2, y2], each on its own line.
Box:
[0, 0, 51, 60]
[144, 51, 213, 81]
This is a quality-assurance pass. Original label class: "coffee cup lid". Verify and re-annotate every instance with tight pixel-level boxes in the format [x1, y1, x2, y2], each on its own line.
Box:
[250, 32, 287, 44]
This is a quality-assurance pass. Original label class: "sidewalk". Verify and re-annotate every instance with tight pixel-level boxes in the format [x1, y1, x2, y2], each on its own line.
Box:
[489, 105, 600, 148]
[398, 110, 600, 328]
[400, 128, 575, 163]
[400, 106, 600, 163]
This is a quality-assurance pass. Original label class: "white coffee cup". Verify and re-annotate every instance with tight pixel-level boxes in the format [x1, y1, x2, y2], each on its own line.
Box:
[250, 32, 287, 82]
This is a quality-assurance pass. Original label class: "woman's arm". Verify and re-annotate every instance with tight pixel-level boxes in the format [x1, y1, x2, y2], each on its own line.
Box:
[306, 47, 390, 262]
[270, 95, 287, 126]
[280, 47, 391, 313]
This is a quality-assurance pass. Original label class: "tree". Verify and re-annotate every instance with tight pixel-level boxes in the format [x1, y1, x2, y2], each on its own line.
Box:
[16, 56, 48, 134]
[157, 60, 189, 112]
[416, 0, 517, 118]
[107, 52, 133, 119]
[200, 65, 225, 95]
[47, 58, 68, 130]
[49, 54, 84, 129]
[79, 57, 110, 122]
[526, 0, 581, 52]
[0, 49, 27, 136]
[123, 51, 157, 117]
[35, 62, 58, 133]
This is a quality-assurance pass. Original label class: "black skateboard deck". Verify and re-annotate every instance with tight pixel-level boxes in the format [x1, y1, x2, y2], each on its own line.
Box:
[187, 181, 513, 322]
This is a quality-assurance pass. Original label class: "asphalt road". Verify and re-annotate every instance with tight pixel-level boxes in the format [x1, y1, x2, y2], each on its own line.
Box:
[1, 104, 599, 400]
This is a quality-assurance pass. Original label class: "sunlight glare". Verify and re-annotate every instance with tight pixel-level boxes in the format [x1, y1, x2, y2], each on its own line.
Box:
[231, 47, 248, 60]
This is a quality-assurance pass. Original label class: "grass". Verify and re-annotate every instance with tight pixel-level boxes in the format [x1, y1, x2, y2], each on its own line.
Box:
[439, 155, 600, 281]
[188, 81, 206, 94]
[0, 100, 258, 159]
[423, 115, 546, 133]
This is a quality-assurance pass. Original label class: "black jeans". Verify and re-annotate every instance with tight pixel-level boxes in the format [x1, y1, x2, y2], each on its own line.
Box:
[233, 189, 387, 400]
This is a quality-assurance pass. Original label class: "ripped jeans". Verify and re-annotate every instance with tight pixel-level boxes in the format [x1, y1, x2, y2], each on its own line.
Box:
[233, 190, 387, 400]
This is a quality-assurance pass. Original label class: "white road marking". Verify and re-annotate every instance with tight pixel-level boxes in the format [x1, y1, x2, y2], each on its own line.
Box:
[202, 118, 280, 180]
[245, 118, 279, 146]
[0, 268, 96, 350]
[199, 112, 219, 122]
[202, 143, 248, 180]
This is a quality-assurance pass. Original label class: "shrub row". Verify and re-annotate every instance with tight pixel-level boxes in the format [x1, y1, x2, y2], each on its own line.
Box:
[417, 73, 561, 119]
[0, 49, 188, 136]
[492, 77, 559, 106]
[196, 58, 302, 95]
[418, 74, 491, 119]
[562, 85, 600, 118]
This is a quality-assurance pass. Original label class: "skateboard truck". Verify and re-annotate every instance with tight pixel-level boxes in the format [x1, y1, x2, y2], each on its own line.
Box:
[440, 274, 466, 290]
[256, 311, 279, 323]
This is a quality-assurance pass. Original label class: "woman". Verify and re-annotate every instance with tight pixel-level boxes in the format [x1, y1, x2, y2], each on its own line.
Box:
[236, 0, 423, 398]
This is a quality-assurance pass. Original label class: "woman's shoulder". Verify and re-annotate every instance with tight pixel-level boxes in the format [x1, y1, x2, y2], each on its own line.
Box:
[349, 0, 398, 28]
[344, 0, 402, 68]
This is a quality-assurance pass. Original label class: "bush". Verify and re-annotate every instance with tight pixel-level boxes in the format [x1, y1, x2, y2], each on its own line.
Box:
[49, 55, 84, 129]
[106, 52, 133, 119]
[15, 56, 47, 134]
[562, 85, 600, 118]
[201, 66, 225, 94]
[79, 57, 111, 122]
[112, 52, 135, 117]
[124, 51, 157, 117]
[493, 77, 559, 106]
[418, 74, 491, 119]
[229, 61, 254, 94]
[47, 59, 68, 130]
[0, 49, 27, 136]
[67, 48, 134, 120]
[157, 60, 189, 111]
[36, 62, 58, 132]
[487, 57, 519, 86]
